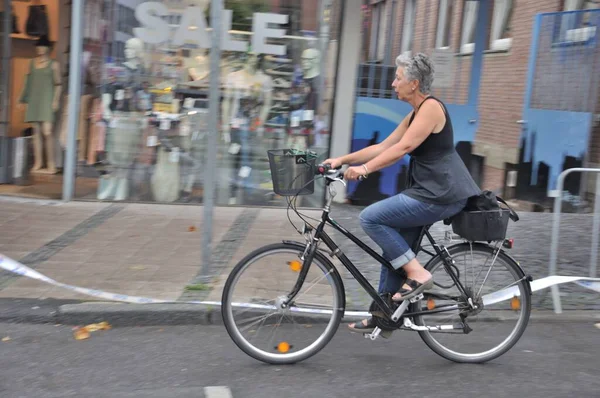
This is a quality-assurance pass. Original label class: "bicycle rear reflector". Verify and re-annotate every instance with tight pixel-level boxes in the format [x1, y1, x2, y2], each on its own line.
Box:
[288, 260, 302, 272]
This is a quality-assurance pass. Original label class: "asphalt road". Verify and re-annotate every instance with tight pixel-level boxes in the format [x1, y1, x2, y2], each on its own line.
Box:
[0, 321, 599, 398]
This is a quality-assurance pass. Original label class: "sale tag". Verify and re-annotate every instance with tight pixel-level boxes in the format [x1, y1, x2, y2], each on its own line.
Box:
[228, 143, 241, 155]
[115, 90, 125, 101]
[147, 135, 157, 147]
[183, 98, 195, 109]
[238, 166, 251, 178]
[169, 147, 180, 163]
[160, 119, 171, 130]
[302, 109, 314, 121]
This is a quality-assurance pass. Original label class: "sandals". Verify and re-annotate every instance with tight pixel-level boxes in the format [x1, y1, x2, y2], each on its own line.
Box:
[392, 277, 434, 302]
[347, 317, 376, 334]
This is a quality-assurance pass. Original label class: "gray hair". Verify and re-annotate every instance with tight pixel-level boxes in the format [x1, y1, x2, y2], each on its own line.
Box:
[395, 52, 435, 94]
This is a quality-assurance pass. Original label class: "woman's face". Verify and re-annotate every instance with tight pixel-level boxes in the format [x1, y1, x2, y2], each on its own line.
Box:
[36, 45, 49, 56]
[391, 66, 415, 101]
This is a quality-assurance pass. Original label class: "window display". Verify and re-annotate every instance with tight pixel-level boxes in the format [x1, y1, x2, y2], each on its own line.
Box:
[18, 34, 62, 175]
[73, 0, 339, 207]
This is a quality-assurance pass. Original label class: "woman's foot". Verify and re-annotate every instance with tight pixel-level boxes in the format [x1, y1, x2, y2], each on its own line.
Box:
[392, 269, 433, 301]
[347, 318, 375, 333]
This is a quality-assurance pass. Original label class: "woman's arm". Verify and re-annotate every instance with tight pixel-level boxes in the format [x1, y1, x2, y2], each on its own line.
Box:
[336, 111, 413, 165]
[362, 101, 444, 174]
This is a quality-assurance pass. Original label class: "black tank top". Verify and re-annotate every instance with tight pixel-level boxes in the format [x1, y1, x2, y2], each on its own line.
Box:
[402, 96, 481, 204]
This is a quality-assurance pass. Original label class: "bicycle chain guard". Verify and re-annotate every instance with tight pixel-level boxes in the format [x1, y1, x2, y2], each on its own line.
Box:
[369, 293, 404, 331]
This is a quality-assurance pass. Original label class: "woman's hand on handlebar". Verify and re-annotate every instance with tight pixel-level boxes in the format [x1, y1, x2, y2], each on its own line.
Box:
[322, 157, 344, 170]
[344, 166, 367, 181]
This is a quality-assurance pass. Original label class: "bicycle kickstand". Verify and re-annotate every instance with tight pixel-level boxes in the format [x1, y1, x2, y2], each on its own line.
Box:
[365, 294, 424, 341]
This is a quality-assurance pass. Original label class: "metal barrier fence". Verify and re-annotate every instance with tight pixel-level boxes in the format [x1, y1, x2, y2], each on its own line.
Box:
[548, 168, 600, 313]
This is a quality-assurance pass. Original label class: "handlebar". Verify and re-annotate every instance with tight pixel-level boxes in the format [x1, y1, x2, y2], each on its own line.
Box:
[315, 163, 366, 181]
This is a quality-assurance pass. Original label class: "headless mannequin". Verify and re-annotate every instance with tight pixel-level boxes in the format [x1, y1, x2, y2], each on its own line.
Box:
[221, 52, 272, 204]
[19, 36, 62, 174]
[186, 49, 209, 83]
[287, 48, 321, 150]
[221, 53, 272, 143]
[97, 37, 145, 201]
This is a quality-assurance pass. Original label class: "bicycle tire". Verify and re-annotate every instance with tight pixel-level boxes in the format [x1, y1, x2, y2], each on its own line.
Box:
[221, 242, 345, 364]
[414, 243, 531, 363]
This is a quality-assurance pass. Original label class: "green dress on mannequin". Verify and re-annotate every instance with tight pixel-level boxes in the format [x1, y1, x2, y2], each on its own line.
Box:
[20, 58, 57, 123]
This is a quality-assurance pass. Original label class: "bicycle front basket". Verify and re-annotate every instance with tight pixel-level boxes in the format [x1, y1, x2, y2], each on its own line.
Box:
[267, 149, 317, 196]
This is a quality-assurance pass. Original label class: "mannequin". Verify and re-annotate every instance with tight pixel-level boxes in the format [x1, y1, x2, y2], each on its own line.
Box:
[221, 51, 273, 204]
[299, 47, 321, 113]
[97, 37, 145, 201]
[185, 49, 209, 83]
[287, 47, 321, 150]
[18, 35, 62, 174]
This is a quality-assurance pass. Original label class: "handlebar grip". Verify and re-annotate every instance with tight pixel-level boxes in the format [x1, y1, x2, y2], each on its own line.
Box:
[316, 163, 341, 175]
[316, 163, 331, 175]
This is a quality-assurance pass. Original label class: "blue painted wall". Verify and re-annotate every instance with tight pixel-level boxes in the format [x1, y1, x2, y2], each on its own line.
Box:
[516, 109, 591, 197]
[347, 97, 479, 204]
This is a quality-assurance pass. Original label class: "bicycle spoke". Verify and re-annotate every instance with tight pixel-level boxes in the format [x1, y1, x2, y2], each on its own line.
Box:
[222, 245, 342, 364]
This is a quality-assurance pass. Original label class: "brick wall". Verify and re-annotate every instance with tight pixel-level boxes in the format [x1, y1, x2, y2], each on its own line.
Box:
[385, 0, 569, 190]
[483, 165, 506, 192]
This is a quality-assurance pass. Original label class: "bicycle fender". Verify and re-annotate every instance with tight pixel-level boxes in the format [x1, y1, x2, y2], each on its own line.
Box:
[441, 242, 533, 296]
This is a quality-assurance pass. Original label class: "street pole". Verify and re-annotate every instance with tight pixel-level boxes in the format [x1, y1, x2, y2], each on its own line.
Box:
[62, 0, 84, 201]
[200, 0, 223, 283]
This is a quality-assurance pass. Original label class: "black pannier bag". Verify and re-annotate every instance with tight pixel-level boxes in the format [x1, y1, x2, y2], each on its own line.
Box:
[444, 190, 519, 242]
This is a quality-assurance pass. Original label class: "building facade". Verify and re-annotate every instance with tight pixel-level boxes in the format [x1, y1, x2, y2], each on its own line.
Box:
[0, 0, 599, 211]
[351, 0, 600, 209]
[0, 0, 344, 207]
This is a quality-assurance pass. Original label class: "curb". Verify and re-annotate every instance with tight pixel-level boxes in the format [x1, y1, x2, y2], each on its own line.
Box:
[57, 303, 220, 326]
[55, 303, 600, 327]
[2, 299, 599, 327]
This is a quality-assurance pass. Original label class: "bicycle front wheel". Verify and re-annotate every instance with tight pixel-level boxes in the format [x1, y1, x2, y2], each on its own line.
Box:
[221, 242, 345, 364]
[414, 243, 531, 363]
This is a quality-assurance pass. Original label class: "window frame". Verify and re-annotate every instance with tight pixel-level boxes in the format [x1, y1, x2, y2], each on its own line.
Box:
[435, 0, 454, 49]
[460, 0, 514, 54]
[400, 0, 416, 57]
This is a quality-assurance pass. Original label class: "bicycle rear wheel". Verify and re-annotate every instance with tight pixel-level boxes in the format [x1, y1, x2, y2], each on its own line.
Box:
[414, 243, 531, 363]
[221, 242, 345, 364]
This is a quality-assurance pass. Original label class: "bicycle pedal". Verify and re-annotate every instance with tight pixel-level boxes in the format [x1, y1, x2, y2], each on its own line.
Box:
[409, 293, 424, 303]
[364, 327, 382, 341]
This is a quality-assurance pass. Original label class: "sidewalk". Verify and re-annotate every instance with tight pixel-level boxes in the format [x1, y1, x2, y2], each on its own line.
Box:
[0, 196, 598, 317]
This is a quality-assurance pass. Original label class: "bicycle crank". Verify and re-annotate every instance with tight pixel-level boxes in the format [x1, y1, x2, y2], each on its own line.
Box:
[364, 294, 422, 341]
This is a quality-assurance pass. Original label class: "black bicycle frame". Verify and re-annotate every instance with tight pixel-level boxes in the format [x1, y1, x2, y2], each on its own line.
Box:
[285, 208, 472, 320]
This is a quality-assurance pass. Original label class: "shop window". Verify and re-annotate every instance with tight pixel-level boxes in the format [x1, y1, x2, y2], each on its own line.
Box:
[73, 0, 341, 208]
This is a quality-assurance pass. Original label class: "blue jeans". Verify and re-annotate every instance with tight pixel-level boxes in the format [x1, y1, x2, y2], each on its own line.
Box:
[359, 193, 467, 295]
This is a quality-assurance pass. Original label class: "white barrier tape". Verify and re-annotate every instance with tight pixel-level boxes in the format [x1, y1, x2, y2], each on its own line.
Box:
[1, 254, 599, 315]
[482, 275, 600, 306]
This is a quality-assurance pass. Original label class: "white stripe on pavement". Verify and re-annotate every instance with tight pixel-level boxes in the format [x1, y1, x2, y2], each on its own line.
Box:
[204, 386, 233, 398]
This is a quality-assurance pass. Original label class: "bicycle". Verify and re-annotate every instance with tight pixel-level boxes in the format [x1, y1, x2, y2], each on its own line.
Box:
[221, 150, 532, 365]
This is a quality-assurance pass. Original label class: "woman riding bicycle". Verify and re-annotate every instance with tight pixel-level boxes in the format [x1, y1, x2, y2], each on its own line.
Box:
[324, 53, 481, 333]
